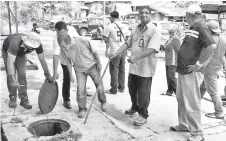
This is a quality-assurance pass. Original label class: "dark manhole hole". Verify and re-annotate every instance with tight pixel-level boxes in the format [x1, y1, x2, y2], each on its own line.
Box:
[28, 119, 70, 137]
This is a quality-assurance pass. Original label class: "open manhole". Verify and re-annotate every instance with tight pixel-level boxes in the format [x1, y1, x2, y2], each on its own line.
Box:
[28, 119, 70, 137]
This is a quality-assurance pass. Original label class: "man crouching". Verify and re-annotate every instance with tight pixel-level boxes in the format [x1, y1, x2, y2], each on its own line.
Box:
[57, 33, 107, 118]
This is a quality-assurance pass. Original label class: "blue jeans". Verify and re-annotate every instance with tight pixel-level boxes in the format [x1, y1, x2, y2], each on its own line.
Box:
[2, 49, 27, 98]
[166, 65, 177, 94]
[109, 53, 126, 94]
[75, 64, 106, 111]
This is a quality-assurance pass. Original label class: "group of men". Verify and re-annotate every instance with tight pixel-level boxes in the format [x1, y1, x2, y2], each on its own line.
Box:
[2, 4, 226, 141]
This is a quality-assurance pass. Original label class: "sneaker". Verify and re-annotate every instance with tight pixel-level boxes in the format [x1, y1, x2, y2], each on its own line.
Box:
[20, 96, 32, 109]
[9, 96, 17, 108]
[101, 103, 107, 112]
[125, 109, 137, 115]
[205, 113, 224, 119]
[63, 101, 72, 109]
[134, 115, 147, 126]
[118, 88, 124, 93]
[170, 125, 189, 132]
[161, 91, 173, 96]
[187, 135, 204, 141]
[105, 90, 117, 95]
[78, 110, 86, 118]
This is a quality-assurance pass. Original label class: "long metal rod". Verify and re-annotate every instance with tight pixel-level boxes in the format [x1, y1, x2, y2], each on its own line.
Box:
[84, 59, 110, 124]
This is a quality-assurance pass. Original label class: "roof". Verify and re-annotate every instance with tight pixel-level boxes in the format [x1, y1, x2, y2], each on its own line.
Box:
[200, 4, 226, 13]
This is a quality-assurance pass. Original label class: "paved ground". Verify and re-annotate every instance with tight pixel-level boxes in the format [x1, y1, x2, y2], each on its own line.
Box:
[1, 28, 226, 141]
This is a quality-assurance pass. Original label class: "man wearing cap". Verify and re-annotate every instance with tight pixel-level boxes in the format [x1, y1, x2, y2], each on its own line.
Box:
[170, 5, 217, 141]
[2, 32, 53, 109]
[109, 7, 161, 126]
[103, 11, 128, 94]
[199, 20, 225, 119]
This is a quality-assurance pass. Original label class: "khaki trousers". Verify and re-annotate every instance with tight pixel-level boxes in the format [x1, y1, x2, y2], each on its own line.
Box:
[176, 72, 204, 135]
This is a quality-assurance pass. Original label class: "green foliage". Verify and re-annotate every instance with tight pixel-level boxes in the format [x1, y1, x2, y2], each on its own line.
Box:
[1, 1, 72, 25]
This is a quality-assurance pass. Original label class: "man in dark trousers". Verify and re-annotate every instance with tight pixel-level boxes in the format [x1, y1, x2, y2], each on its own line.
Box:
[2, 32, 53, 109]
[109, 7, 161, 126]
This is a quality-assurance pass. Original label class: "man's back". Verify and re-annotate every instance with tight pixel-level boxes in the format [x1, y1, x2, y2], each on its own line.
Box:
[64, 37, 96, 72]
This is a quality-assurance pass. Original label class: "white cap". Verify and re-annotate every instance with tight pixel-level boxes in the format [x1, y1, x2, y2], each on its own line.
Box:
[22, 32, 41, 48]
[207, 20, 221, 34]
[186, 4, 202, 15]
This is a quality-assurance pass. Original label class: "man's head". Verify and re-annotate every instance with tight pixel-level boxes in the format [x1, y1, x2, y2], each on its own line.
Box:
[57, 33, 72, 50]
[110, 11, 119, 23]
[207, 20, 221, 35]
[33, 23, 38, 28]
[186, 4, 202, 26]
[55, 21, 68, 35]
[22, 32, 41, 49]
[139, 6, 151, 24]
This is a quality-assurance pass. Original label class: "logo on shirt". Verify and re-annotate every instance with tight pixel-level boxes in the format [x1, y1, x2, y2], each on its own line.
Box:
[185, 30, 199, 38]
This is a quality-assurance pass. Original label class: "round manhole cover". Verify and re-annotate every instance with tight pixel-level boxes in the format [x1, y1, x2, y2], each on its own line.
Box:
[28, 119, 70, 137]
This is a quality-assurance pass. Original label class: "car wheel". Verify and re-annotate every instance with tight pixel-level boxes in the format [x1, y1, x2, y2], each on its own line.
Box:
[79, 28, 88, 36]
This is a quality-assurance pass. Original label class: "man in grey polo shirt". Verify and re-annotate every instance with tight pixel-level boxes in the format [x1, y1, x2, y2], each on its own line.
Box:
[170, 5, 216, 141]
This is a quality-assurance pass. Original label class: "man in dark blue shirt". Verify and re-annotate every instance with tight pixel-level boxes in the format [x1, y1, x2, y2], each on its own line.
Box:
[170, 4, 216, 141]
[2, 32, 53, 109]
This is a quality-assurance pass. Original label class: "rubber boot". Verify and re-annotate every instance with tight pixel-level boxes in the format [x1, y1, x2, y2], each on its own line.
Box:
[20, 96, 32, 109]
[8, 96, 17, 108]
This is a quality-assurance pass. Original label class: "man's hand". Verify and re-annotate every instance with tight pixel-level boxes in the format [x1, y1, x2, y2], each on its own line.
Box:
[11, 81, 20, 88]
[70, 75, 75, 83]
[52, 72, 59, 83]
[97, 63, 102, 72]
[127, 56, 137, 64]
[108, 52, 117, 59]
[187, 61, 203, 72]
[45, 75, 55, 83]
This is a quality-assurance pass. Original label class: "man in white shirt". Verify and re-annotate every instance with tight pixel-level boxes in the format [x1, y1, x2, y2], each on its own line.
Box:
[109, 7, 161, 126]
[52, 21, 79, 109]
[103, 11, 127, 94]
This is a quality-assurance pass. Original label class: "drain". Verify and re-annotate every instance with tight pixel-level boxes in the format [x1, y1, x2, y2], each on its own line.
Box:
[28, 119, 70, 137]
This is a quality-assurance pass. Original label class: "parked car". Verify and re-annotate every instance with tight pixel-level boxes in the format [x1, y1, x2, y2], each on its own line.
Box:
[72, 17, 104, 36]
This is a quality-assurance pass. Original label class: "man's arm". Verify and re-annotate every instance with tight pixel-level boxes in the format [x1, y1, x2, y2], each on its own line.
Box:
[37, 52, 52, 81]
[61, 50, 74, 83]
[53, 55, 60, 80]
[7, 52, 20, 88]
[93, 52, 102, 71]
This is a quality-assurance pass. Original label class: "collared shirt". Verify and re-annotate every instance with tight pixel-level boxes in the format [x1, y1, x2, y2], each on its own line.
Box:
[165, 36, 181, 66]
[53, 26, 79, 65]
[62, 37, 97, 72]
[125, 22, 161, 77]
[205, 35, 226, 75]
[103, 21, 128, 54]
[177, 20, 215, 75]
[3, 33, 43, 56]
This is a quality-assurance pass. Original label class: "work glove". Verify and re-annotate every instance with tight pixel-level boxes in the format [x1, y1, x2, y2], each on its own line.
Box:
[9, 74, 20, 88]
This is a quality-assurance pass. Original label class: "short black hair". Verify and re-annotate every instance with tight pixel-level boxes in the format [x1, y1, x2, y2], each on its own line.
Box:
[57, 33, 71, 45]
[139, 6, 152, 14]
[55, 21, 67, 31]
[33, 23, 38, 27]
[110, 11, 119, 19]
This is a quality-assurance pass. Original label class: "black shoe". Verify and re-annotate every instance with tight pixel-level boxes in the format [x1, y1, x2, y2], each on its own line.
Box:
[63, 101, 71, 109]
[105, 90, 117, 95]
[125, 108, 137, 115]
[9, 96, 17, 108]
[118, 89, 124, 93]
[20, 96, 32, 109]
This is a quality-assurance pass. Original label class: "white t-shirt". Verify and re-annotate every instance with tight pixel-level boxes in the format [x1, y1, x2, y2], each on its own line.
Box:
[103, 21, 128, 54]
[53, 26, 79, 65]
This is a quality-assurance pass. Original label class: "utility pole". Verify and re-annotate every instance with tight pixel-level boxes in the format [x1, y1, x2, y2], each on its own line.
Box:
[14, 1, 18, 33]
[6, 1, 12, 34]
[103, 1, 106, 32]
